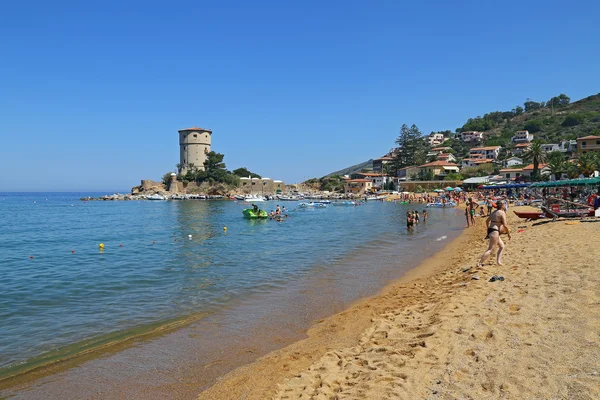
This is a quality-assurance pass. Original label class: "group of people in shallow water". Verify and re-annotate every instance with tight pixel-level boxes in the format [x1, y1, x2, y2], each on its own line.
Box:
[405, 209, 427, 229]
[269, 204, 288, 222]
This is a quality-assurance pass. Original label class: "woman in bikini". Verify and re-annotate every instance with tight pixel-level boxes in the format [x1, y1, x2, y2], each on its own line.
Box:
[477, 201, 511, 267]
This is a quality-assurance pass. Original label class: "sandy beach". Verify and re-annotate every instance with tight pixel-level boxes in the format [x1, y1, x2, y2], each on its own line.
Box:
[199, 206, 600, 399]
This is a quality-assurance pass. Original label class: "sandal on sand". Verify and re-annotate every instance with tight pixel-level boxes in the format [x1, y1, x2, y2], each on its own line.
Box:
[489, 275, 505, 282]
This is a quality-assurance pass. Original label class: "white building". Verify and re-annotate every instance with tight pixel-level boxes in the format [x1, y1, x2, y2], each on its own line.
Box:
[469, 146, 501, 160]
[503, 156, 523, 168]
[436, 153, 456, 163]
[540, 143, 560, 153]
[427, 133, 445, 146]
[512, 130, 534, 143]
[460, 131, 484, 143]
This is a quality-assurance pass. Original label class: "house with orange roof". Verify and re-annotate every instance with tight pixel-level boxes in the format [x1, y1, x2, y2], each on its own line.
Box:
[436, 153, 456, 163]
[511, 130, 534, 143]
[469, 146, 501, 160]
[372, 156, 394, 173]
[427, 132, 446, 146]
[344, 179, 373, 195]
[499, 168, 524, 181]
[522, 163, 550, 178]
[460, 131, 484, 143]
[461, 158, 495, 168]
[417, 161, 460, 180]
[577, 135, 600, 154]
[512, 142, 532, 155]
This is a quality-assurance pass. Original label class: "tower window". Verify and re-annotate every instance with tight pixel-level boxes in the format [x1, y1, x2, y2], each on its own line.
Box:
[194, 134, 197, 138]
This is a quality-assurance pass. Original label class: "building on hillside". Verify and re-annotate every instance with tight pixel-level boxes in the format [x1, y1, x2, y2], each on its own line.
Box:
[499, 168, 524, 181]
[397, 166, 420, 181]
[512, 142, 532, 155]
[503, 156, 523, 168]
[372, 156, 394, 173]
[460, 131, 484, 143]
[577, 135, 600, 154]
[436, 153, 456, 163]
[469, 146, 501, 160]
[427, 133, 445, 146]
[461, 158, 495, 168]
[178, 126, 212, 174]
[344, 179, 373, 195]
[430, 146, 451, 155]
[559, 139, 577, 152]
[418, 161, 460, 180]
[350, 172, 391, 189]
[240, 177, 286, 194]
[511, 130, 534, 143]
[522, 164, 550, 177]
[540, 143, 560, 153]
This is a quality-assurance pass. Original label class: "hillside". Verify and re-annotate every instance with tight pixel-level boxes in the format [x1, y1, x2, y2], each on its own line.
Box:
[324, 92, 600, 176]
[325, 159, 373, 177]
[480, 92, 600, 147]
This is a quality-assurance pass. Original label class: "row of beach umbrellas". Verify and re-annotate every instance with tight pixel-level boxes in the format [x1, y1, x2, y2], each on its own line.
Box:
[432, 187, 463, 192]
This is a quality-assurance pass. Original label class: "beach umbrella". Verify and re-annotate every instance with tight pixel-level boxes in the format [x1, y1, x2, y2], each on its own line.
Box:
[454, 187, 463, 192]
[445, 187, 453, 191]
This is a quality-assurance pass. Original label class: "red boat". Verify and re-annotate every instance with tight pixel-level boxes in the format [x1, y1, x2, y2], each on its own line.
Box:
[514, 206, 594, 221]
[513, 210, 545, 220]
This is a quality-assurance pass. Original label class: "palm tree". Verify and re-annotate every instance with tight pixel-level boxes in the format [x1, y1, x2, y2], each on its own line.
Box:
[576, 152, 597, 177]
[522, 141, 547, 181]
[546, 151, 566, 181]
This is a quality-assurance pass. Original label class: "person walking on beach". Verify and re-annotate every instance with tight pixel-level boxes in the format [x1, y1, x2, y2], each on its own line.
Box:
[478, 202, 511, 267]
[486, 198, 493, 216]
[467, 198, 478, 226]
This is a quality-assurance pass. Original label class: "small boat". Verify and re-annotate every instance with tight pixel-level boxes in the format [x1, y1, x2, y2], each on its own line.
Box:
[332, 201, 356, 206]
[170, 194, 186, 200]
[298, 202, 327, 208]
[513, 210, 545, 221]
[234, 195, 245, 201]
[242, 209, 269, 219]
[147, 194, 167, 201]
[277, 195, 298, 201]
[366, 195, 388, 201]
[244, 195, 266, 202]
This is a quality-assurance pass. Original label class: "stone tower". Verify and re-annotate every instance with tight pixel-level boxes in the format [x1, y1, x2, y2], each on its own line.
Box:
[178, 127, 212, 174]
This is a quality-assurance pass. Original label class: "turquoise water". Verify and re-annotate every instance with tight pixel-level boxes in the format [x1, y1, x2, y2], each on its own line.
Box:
[0, 192, 463, 381]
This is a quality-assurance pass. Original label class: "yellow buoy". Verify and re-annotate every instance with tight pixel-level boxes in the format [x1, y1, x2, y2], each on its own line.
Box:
[223, 226, 227, 231]
[99, 243, 105, 249]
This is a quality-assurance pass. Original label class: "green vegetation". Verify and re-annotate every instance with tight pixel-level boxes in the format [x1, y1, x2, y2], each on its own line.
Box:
[326, 92, 600, 181]
[394, 124, 428, 170]
[232, 167, 261, 179]
[170, 151, 250, 187]
[305, 175, 346, 192]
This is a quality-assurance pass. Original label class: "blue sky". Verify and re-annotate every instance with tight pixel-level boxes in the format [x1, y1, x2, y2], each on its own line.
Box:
[1, 0, 599, 191]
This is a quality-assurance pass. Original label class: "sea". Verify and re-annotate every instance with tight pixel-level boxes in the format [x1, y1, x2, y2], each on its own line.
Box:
[0, 192, 465, 398]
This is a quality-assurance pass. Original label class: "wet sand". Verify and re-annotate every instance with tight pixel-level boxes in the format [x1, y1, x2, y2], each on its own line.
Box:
[200, 207, 600, 399]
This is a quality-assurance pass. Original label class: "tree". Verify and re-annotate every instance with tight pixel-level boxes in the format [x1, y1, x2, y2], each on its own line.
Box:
[548, 94, 570, 107]
[420, 170, 434, 181]
[546, 151, 567, 180]
[576, 152, 597, 177]
[162, 172, 174, 186]
[524, 120, 543, 133]
[232, 167, 261, 179]
[444, 172, 464, 181]
[562, 113, 585, 127]
[394, 124, 427, 168]
[203, 151, 230, 183]
[524, 101, 544, 112]
[512, 105, 524, 116]
[522, 141, 547, 181]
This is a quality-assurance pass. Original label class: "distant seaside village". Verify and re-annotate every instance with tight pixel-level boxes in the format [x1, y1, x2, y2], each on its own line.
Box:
[344, 129, 598, 196]
[85, 123, 600, 201]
